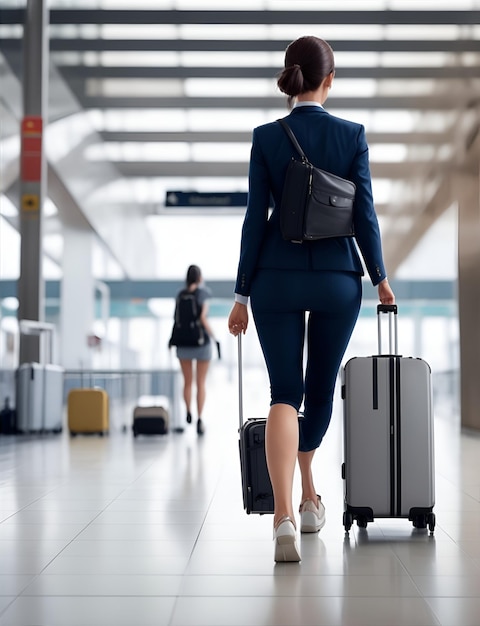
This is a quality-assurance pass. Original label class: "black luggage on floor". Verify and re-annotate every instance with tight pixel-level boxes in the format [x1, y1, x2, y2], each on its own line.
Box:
[237, 335, 274, 515]
[132, 396, 169, 437]
[0, 397, 17, 435]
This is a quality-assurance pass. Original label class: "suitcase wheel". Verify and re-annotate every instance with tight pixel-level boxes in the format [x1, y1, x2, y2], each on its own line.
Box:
[356, 515, 368, 529]
[412, 515, 427, 528]
[343, 511, 353, 532]
[413, 513, 436, 532]
[412, 514, 427, 529]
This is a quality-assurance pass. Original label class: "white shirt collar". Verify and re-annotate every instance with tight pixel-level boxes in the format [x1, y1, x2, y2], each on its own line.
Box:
[293, 101, 324, 109]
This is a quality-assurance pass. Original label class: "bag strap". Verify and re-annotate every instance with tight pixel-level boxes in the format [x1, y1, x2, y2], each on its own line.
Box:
[277, 118, 309, 163]
[192, 288, 203, 320]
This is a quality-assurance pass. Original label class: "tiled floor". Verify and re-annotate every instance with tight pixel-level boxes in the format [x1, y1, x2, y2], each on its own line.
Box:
[0, 364, 479, 626]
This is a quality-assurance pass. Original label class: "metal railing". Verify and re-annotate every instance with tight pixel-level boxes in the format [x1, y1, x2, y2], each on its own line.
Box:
[1, 365, 460, 434]
[0, 367, 183, 433]
[63, 368, 183, 431]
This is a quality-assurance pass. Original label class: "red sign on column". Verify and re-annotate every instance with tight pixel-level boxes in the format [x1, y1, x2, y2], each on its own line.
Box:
[21, 116, 43, 182]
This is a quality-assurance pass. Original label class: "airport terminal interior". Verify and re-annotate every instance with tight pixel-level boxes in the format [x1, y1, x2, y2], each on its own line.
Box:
[1, 2, 480, 625]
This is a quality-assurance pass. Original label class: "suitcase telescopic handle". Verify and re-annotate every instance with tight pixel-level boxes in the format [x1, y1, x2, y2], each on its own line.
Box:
[377, 304, 398, 355]
[19, 319, 55, 365]
[238, 333, 244, 430]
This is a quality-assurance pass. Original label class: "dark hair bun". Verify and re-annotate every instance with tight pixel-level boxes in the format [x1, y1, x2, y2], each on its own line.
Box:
[277, 64, 304, 98]
[276, 36, 334, 100]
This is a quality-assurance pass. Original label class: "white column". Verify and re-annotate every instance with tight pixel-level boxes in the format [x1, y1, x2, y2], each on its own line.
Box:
[60, 228, 95, 369]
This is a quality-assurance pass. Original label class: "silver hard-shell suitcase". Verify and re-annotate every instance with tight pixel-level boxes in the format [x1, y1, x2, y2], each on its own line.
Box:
[42, 364, 64, 432]
[341, 304, 435, 532]
[16, 321, 64, 434]
[17, 363, 64, 433]
[16, 363, 44, 433]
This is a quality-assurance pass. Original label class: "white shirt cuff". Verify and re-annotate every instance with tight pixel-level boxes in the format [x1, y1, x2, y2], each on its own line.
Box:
[235, 293, 249, 305]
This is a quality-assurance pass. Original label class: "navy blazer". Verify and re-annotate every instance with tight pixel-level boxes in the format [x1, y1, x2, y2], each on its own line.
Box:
[234, 105, 387, 297]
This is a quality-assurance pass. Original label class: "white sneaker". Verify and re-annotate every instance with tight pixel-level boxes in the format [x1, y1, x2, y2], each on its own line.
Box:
[273, 516, 301, 562]
[299, 496, 326, 533]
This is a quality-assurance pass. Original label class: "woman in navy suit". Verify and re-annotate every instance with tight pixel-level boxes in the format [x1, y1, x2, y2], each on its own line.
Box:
[228, 36, 395, 562]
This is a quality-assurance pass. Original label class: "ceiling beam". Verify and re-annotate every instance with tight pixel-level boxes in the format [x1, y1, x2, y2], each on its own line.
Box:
[2, 9, 479, 25]
[0, 154, 19, 193]
[58, 65, 480, 80]
[99, 130, 452, 144]
[44, 38, 480, 53]
[76, 95, 468, 109]
[47, 165, 96, 231]
[111, 160, 445, 178]
[383, 175, 454, 275]
[383, 112, 480, 273]
[3, 37, 479, 54]
[86, 200, 414, 217]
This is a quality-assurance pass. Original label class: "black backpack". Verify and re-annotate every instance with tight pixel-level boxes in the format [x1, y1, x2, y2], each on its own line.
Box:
[169, 289, 209, 348]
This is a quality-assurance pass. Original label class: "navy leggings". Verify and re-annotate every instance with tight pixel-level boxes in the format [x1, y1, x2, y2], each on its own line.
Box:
[250, 269, 362, 452]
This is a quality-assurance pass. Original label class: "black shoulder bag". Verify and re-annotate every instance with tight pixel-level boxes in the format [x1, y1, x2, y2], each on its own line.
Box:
[278, 118, 356, 243]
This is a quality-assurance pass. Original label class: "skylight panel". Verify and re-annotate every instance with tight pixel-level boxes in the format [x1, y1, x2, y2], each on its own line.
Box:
[185, 78, 276, 97]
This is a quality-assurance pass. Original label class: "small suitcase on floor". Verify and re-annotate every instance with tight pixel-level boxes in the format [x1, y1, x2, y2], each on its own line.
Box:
[43, 365, 64, 433]
[16, 322, 64, 434]
[341, 304, 435, 533]
[132, 395, 169, 436]
[17, 363, 64, 433]
[67, 388, 109, 436]
[0, 397, 17, 435]
[237, 334, 274, 515]
[16, 363, 44, 433]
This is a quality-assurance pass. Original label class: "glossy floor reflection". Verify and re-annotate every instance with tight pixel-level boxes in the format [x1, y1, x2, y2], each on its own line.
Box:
[0, 365, 479, 626]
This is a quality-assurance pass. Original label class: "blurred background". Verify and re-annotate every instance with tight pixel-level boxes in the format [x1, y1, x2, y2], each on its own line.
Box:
[2, 0, 479, 425]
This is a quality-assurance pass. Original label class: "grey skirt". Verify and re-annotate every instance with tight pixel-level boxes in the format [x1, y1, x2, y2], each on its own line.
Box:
[176, 341, 212, 361]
